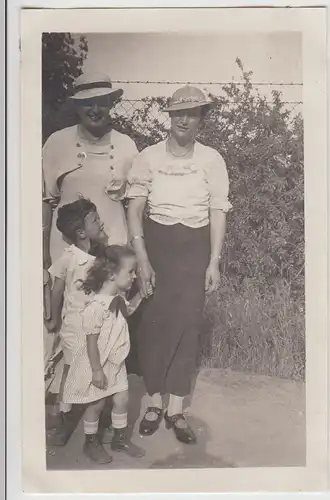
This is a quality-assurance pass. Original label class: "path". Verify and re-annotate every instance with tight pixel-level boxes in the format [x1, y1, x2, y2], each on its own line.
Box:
[46, 369, 305, 469]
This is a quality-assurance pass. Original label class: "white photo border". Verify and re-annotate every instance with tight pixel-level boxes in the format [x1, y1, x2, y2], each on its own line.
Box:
[9, 5, 328, 496]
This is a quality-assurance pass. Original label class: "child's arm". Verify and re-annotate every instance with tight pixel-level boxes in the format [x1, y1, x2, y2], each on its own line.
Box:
[126, 285, 153, 317]
[45, 277, 65, 332]
[126, 291, 143, 317]
[86, 335, 108, 390]
[84, 302, 108, 390]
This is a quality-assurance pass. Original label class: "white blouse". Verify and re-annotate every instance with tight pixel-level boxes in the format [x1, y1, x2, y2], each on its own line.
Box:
[127, 140, 232, 228]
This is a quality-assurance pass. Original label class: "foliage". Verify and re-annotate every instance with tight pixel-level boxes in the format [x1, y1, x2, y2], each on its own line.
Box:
[42, 33, 88, 142]
[200, 276, 305, 380]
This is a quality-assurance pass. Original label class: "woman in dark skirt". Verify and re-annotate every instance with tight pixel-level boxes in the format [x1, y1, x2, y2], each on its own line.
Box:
[127, 85, 232, 444]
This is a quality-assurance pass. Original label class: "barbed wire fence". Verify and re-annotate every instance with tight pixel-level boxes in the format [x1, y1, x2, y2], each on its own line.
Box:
[109, 80, 303, 136]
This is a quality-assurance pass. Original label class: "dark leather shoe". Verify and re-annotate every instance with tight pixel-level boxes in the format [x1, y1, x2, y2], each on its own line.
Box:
[164, 412, 197, 444]
[139, 407, 163, 436]
[84, 434, 113, 464]
[51, 411, 77, 446]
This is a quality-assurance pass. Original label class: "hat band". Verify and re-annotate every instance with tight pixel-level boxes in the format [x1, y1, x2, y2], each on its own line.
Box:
[170, 96, 208, 106]
[74, 81, 114, 93]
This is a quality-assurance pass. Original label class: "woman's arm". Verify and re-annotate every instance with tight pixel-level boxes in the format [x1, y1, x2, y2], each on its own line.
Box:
[210, 209, 227, 263]
[205, 209, 227, 293]
[45, 277, 65, 331]
[128, 198, 156, 297]
[87, 334, 107, 390]
[127, 197, 148, 260]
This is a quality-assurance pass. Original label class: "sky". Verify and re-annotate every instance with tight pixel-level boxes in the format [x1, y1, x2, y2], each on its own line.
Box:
[81, 32, 303, 104]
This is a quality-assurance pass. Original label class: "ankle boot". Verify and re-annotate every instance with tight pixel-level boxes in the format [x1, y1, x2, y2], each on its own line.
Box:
[111, 427, 145, 458]
[83, 434, 113, 464]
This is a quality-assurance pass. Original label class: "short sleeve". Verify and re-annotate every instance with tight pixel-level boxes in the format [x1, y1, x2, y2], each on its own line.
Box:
[126, 149, 152, 198]
[82, 301, 105, 336]
[119, 136, 139, 180]
[48, 249, 71, 280]
[42, 133, 61, 205]
[207, 152, 232, 212]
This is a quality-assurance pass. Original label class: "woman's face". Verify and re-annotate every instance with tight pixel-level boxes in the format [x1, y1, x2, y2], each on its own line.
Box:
[75, 95, 114, 136]
[170, 107, 203, 143]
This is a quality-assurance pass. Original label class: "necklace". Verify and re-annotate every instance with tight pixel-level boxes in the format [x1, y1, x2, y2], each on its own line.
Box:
[166, 139, 194, 158]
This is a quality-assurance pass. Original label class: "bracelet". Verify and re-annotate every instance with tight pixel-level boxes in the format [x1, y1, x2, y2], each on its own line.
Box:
[131, 235, 144, 243]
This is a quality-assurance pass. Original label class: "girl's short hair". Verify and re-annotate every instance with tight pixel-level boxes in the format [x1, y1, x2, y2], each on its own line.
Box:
[81, 245, 135, 295]
[56, 199, 97, 243]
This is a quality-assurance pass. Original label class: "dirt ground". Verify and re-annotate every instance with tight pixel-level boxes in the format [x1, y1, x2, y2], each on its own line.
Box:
[46, 369, 305, 470]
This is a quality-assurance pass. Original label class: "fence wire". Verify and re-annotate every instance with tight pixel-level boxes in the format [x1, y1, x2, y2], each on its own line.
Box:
[111, 98, 303, 136]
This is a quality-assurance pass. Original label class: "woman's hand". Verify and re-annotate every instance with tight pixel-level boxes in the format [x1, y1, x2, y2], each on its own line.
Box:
[137, 258, 156, 298]
[45, 316, 61, 333]
[205, 261, 221, 293]
[91, 368, 108, 390]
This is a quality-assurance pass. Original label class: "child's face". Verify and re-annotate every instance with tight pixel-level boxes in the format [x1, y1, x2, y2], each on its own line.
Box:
[114, 256, 137, 292]
[83, 210, 108, 244]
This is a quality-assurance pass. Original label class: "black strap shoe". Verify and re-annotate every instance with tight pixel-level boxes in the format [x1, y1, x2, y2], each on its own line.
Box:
[139, 407, 163, 436]
[164, 412, 197, 444]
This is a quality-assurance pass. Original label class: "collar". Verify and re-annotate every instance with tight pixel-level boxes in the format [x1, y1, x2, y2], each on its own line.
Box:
[77, 123, 113, 146]
[93, 294, 117, 309]
[66, 244, 93, 266]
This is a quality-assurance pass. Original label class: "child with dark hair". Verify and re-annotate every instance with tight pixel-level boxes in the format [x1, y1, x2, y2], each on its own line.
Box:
[62, 245, 149, 464]
[46, 198, 108, 445]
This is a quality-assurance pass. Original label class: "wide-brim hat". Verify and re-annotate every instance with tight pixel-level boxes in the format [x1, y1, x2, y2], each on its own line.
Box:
[70, 71, 124, 101]
[164, 85, 215, 112]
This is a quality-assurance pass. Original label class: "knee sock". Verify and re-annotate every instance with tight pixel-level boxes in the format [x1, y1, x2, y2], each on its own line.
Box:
[84, 419, 99, 435]
[59, 402, 72, 413]
[111, 412, 127, 430]
[167, 394, 184, 417]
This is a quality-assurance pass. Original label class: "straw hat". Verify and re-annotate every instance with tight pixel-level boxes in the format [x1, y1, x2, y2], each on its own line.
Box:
[164, 85, 214, 112]
[70, 71, 124, 101]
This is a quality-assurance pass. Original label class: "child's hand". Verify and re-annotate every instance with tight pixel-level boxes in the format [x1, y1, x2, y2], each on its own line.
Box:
[139, 284, 153, 300]
[92, 368, 108, 390]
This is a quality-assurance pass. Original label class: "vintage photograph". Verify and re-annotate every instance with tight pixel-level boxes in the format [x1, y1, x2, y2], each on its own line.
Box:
[41, 31, 306, 471]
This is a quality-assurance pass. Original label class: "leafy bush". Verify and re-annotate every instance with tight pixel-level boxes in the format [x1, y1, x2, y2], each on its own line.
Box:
[42, 33, 88, 142]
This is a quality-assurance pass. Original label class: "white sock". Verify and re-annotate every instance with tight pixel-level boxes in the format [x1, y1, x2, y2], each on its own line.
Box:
[167, 394, 184, 417]
[148, 393, 162, 408]
[111, 412, 127, 430]
[84, 419, 99, 435]
[59, 402, 72, 413]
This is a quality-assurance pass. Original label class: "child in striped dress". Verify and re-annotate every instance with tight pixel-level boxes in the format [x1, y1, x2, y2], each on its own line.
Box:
[63, 245, 148, 464]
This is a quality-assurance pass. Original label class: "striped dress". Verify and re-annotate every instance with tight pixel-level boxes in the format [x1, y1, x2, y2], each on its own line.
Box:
[63, 294, 130, 405]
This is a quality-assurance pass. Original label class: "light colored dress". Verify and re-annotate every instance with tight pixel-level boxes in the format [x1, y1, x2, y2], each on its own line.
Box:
[63, 294, 130, 405]
[48, 245, 95, 364]
[43, 124, 138, 263]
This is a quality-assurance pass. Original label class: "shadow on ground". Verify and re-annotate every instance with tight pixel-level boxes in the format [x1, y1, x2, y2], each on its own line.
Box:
[149, 415, 235, 469]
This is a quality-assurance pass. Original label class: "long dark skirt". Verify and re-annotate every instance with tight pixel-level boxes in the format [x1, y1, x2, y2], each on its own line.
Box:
[136, 218, 210, 397]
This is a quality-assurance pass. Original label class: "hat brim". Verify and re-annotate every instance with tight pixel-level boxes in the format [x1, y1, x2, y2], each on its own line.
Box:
[70, 87, 123, 101]
[164, 101, 215, 113]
